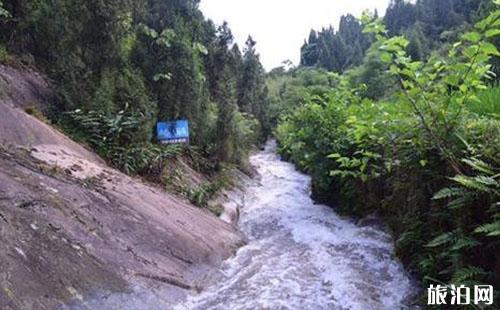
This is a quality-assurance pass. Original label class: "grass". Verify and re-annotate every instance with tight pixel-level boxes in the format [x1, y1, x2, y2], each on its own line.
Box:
[0, 45, 15, 65]
[468, 86, 500, 118]
[25, 105, 51, 123]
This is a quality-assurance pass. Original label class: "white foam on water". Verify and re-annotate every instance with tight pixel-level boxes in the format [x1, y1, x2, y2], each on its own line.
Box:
[176, 141, 415, 310]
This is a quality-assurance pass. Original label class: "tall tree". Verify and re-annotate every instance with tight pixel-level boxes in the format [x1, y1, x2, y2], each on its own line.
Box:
[238, 36, 269, 139]
[0, 0, 271, 169]
[300, 15, 370, 73]
[300, 30, 320, 67]
[212, 23, 241, 163]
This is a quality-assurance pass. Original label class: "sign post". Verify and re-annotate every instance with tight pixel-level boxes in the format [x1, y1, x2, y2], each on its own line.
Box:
[157, 120, 190, 144]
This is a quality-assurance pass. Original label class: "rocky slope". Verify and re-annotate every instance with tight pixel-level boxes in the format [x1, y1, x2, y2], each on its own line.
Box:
[0, 64, 245, 309]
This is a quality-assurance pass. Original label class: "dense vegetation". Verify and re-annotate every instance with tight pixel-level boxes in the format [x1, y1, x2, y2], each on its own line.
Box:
[1, 0, 499, 305]
[274, 0, 500, 305]
[0, 0, 269, 174]
[0, 0, 270, 207]
[300, 0, 498, 76]
[300, 14, 372, 72]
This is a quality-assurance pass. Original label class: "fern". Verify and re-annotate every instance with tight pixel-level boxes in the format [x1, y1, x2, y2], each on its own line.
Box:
[432, 187, 466, 200]
[462, 158, 494, 175]
[0, 1, 10, 19]
[474, 220, 500, 237]
[446, 196, 473, 209]
[450, 236, 480, 251]
[450, 175, 494, 193]
[426, 231, 455, 248]
[474, 175, 498, 187]
[451, 266, 487, 284]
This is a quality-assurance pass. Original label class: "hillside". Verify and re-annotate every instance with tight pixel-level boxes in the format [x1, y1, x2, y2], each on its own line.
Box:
[1, 0, 499, 308]
[0, 64, 244, 309]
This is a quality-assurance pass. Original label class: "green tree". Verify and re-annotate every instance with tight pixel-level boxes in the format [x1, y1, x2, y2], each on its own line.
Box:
[300, 30, 319, 66]
[0, 0, 270, 173]
[238, 36, 269, 139]
[300, 15, 370, 73]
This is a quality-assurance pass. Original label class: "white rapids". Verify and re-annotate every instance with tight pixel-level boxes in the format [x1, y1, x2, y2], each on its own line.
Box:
[176, 141, 416, 310]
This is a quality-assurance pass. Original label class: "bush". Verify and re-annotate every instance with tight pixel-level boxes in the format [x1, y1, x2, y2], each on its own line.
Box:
[469, 86, 500, 118]
[24, 105, 49, 123]
[0, 45, 13, 64]
[276, 7, 500, 303]
[64, 106, 174, 175]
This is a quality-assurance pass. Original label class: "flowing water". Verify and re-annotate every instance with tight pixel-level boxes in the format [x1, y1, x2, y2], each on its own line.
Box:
[176, 141, 416, 310]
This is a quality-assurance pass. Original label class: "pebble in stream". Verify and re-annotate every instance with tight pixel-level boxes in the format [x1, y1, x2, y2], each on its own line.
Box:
[176, 141, 415, 310]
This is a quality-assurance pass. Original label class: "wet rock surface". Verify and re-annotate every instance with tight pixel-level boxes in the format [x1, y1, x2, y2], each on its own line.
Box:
[0, 64, 244, 309]
[0, 145, 243, 309]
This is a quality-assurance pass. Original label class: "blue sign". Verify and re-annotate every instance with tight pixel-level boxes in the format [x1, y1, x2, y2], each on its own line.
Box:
[157, 120, 190, 144]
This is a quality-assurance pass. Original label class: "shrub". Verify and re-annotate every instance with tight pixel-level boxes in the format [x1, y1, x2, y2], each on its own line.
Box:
[0, 45, 13, 64]
[469, 86, 500, 118]
[276, 5, 500, 303]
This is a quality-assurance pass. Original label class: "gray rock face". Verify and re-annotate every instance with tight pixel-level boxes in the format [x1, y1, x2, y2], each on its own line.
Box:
[0, 64, 244, 309]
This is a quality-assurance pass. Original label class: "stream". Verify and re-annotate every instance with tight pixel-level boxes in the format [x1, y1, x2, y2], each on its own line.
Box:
[176, 141, 415, 310]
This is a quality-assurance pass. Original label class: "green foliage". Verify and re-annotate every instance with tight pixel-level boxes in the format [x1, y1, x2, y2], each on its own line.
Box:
[238, 36, 270, 140]
[0, 0, 10, 19]
[384, 0, 490, 52]
[65, 106, 167, 174]
[184, 184, 212, 208]
[266, 68, 339, 128]
[469, 86, 500, 117]
[229, 111, 260, 167]
[299, 0, 497, 75]
[0, 44, 13, 64]
[275, 3, 500, 303]
[24, 105, 49, 123]
[0, 0, 270, 183]
[300, 14, 371, 72]
[345, 43, 398, 100]
[183, 170, 231, 209]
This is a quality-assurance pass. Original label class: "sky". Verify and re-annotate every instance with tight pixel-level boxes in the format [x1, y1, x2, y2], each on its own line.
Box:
[200, 0, 390, 71]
